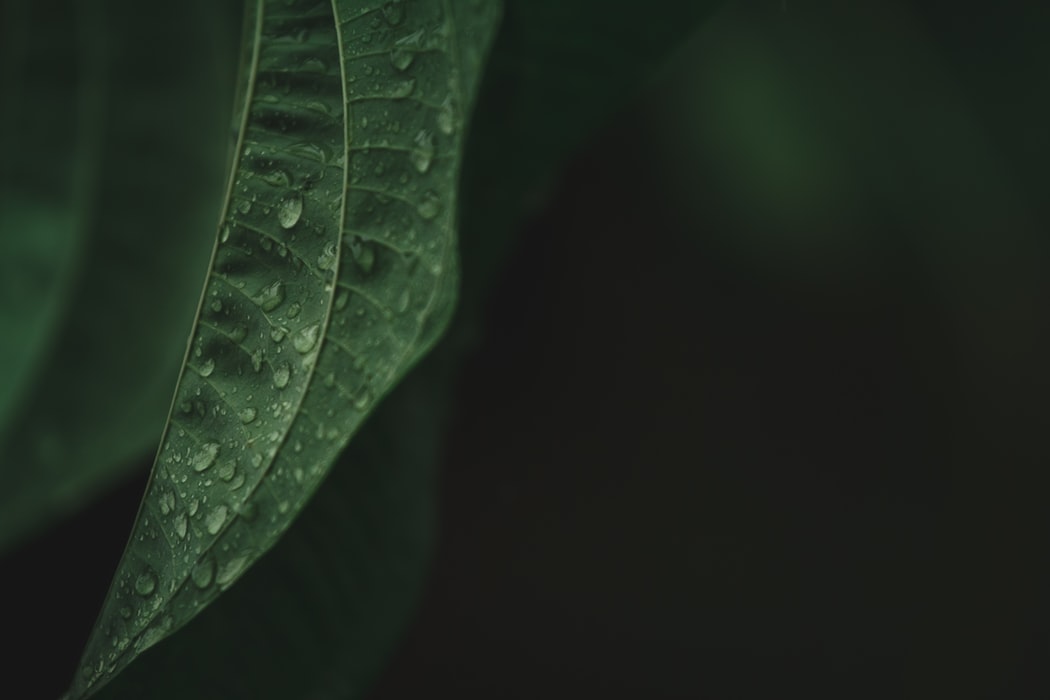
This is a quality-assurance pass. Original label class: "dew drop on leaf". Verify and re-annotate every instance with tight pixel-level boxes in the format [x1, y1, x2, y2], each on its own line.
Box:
[273, 362, 291, 388]
[133, 572, 157, 597]
[191, 559, 215, 589]
[260, 169, 292, 187]
[205, 505, 228, 535]
[134, 616, 173, 655]
[199, 358, 215, 377]
[299, 57, 327, 73]
[192, 443, 220, 473]
[174, 513, 188, 540]
[382, 0, 405, 25]
[417, 190, 441, 220]
[410, 129, 434, 173]
[252, 280, 285, 312]
[350, 238, 375, 273]
[277, 193, 303, 229]
[292, 323, 320, 353]
[158, 491, 176, 516]
[216, 555, 250, 586]
[317, 242, 337, 271]
[353, 389, 372, 410]
[391, 78, 416, 98]
[389, 47, 413, 71]
[217, 461, 236, 481]
[437, 97, 455, 135]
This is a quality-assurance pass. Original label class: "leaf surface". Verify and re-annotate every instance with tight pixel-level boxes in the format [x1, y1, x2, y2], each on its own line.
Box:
[71, 0, 500, 696]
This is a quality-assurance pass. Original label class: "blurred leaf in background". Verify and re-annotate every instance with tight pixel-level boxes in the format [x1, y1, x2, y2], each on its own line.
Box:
[0, 0, 238, 553]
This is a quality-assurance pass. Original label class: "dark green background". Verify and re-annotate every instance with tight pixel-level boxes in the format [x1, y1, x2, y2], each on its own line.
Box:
[5, 1, 1050, 698]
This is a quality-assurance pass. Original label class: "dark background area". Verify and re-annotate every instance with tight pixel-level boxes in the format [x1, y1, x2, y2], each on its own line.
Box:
[5, 1, 1050, 698]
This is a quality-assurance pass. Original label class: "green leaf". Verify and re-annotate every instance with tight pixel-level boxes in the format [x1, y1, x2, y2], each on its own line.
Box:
[0, 0, 235, 553]
[70, 1, 500, 696]
[92, 345, 455, 700]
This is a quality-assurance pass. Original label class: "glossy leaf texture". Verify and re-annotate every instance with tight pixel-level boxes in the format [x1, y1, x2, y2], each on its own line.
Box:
[70, 0, 500, 696]
[0, 0, 235, 553]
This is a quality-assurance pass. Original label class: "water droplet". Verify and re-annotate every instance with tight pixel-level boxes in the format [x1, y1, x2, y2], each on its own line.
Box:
[236, 199, 252, 214]
[437, 98, 455, 135]
[260, 169, 292, 187]
[205, 505, 228, 535]
[216, 555, 250, 586]
[382, 0, 405, 25]
[270, 325, 288, 343]
[410, 130, 434, 173]
[188, 498, 200, 517]
[239, 407, 257, 424]
[174, 512, 188, 539]
[417, 191, 441, 220]
[217, 461, 236, 481]
[354, 390, 372, 410]
[277, 194, 303, 229]
[334, 290, 350, 310]
[389, 47, 414, 71]
[119, 606, 132, 620]
[159, 491, 176, 516]
[251, 348, 264, 372]
[220, 224, 231, 243]
[300, 57, 327, 73]
[397, 289, 410, 312]
[286, 302, 301, 319]
[210, 299, 223, 313]
[287, 142, 329, 163]
[293, 323, 320, 353]
[191, 559, 215, 589]
[230, 324, 248, 343]
[391, 78, 416, 98]
[317, 242, 338, 271]
[134, 616, 174, 655]
[134, 571, 157, 597]
[253, 281, 285, 312]
[192, 443, 220, 472]
[350, 237, 375, 273]
[199, 358, 215, 377]
[273, 363, 291, 388]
